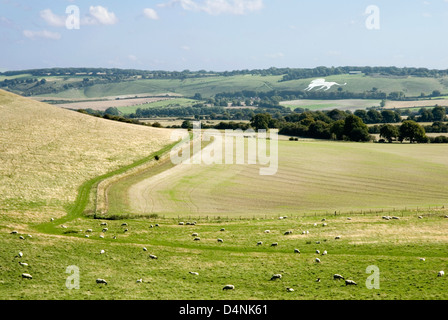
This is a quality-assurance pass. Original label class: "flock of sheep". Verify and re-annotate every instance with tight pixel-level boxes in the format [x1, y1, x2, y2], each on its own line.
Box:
[8, 213, 448, 294]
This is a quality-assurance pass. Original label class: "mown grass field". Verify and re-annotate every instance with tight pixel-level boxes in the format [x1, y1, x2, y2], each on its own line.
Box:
[118, 139, 448, 218]
[280, 99, 381, 111]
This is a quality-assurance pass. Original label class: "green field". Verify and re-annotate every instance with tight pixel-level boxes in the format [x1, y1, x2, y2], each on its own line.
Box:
[280, 99, 381, 111]
[2, 91, 448, 300]
[117, 98, 199, 115]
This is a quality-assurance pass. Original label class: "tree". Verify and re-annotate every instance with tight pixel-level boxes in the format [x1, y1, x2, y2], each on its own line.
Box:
[432, 106, 446, 121]
[104, 107, 119, 116]
[379, 124, 399, 143]
[250, 113, 272, 131]
[399, 120, 427, 143]
[343, 115, 371, 142]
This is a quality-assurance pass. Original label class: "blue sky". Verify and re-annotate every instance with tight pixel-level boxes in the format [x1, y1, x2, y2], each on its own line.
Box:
[1, 0, 448, 71]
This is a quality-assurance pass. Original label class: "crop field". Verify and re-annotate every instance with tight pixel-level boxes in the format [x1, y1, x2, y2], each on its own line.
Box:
[280, 99, 381, 111]
[54, 97, 173, 111]
[117, 98, 199, 115]
[384, 99, 448, 110]
[111, 139, 448, 218]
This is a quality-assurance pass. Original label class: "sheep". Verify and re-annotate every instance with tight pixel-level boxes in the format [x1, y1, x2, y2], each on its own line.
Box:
[86, 229, 93, 233]
[223, 285, 235, 290]
[85, 235, 90, 238]
[192, 233, 199, 237]
[321, 219, 326, 222]
[100, 250, 105, 254]
[316, 241, 321, 244]
[19, 236, 25, 240]
[270, 274, 282, 281]
[315, 258, 321, 263]
[335, 236, 341, 240]
[194, 237, 201, 241]
[347, 217, 352, 220]
[21, 273, 32, 280]
[257, 241, 263, 246]
[19, 262, 29, 267]
[150, 225, 154, 228]
[179, 222, 185, 225]
[315, 250, 320, 254]
[264, 230, 270, 234]
[313, 223, 317, 227]
[121, 223, 128, 227]
[100, 222, 107, 226]
[96, 278, 107, 285]
[270, 242, 278, 247]
[99, 235, 104, 239]
[50, 218, 54, 222]
[136, 279, 143, 283]
[392, 216, 400, 220]
[217, 238, 224, 243]
[189, 272, 199, 276]
[155, 224, 159, 227]
[294, 249, 301, 254]
[286, 288, 294, 292]
[419, 258, 426, 261]
[418, 216, 423, 219]
[149, 254, 158, 259]
[284, 231, 292, 235]
[322, 250, 328, 256]
[61, 225, 67, 229]
[322, 223, 327, 227]
[143, 247, 148, 251]
[315, 278, 321, 283]
[279, 216, 284, 220]
[16, 252, 23, 259]
[102, 228, 108, 233]
[10, 231, 18, 235]
[112, 236, 117, 240]
[445, 215, 448, 218]
[333, 274, 344, 280]
[382, 216, 391, 220]
[345, 280, 357, 286]
[124, 229, 129, 233]
[438, 271, 445, 277]
[220, 228, 225, 232]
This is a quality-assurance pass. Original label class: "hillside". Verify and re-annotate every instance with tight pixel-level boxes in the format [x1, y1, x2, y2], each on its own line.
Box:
[0, 90, 173, 224]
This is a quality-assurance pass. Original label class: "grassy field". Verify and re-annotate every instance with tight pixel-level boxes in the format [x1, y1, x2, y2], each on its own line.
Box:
[280, 99, 381, 111]
[112, 139, 448, 218]
[117, 98, 199, 115]
[0, 89, 173, 224]
[2, 90, 448, 300]
[6, 73, 445, 100]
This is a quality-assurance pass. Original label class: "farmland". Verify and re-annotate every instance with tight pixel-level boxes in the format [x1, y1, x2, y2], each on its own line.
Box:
[1, 88, 448, 301]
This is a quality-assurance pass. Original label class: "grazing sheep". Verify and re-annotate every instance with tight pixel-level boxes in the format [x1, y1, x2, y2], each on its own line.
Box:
[10, 231, 18, 235]
[345, 280, 357, 286]
[102, 228, 108, 232]
[335, 236, 341, 240]
[294, 249, 301, 254]
[322, 223, 327, 227]
[121, 223, 128, 227]
[192, 233, 199, 237]
[143, 247, 148, 251]
[313, 223, 318, 227]
[19, 262, 28, 267]
[284, 231, 292, 235]
[112, 236, 117, 240]
[333, 274, 344, 280]
[99, 235, 104, 239]
[438, 271, 445, 277]
[322, 250, 327, 256]
[419, 258, 425, 261]
[286, 288, 294, 292]
[19, 236, 25, 240]
[136, 279, 143, 283]
[347, 217, 352, 220]
[100, 250, 105, 254]
[96, 278, 107, 285]
[155, 224, 159, 227]
[86, 229, 93, 233]
[444, 215, 448, 218]
[257, 241, 263, 246]
[270, 242, 278, 247]
[322, 219, 326, 222]
[382, 216, 391, 220]
[100, 222, 107, 226]
[418, 216, 423, 219]
[50, 218, 54, 222]
[223, 285, 235, 290]
[61, 225, 67, 229]
[315, 250, 320, 254]
[283, 216, 288, 219]
[315, 278, 321, 283]
[217, 238, 224, 243]
[85, 235, 90, 238]
[264, 230, 270, 234]
[270, 274, 282, 281]
[149, 254, 158, 259]
[21, 273, 32, 280]
[194, 237, 201, 241]
[316, 241, 321, 244]
[124, 229, 129, 233]
[220, 228, 225, 232]
[150, 225, 154, 228]
[279, 217, 284, 220]
[315, 258, 321, 263]
[189, 272, 199, 276]
[392, 216, 400, 220]
[179, 222, 185, 225]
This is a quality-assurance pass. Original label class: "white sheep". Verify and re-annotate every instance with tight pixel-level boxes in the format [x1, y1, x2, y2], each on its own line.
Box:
[264, 230, 270, 233]
[217, 238, 224, 243]
[100, 222, 107, 226]
[284, 231, 292, 235]
[96, 278, 107, 285]
[333, 274, 344, 280]
[220, 228, 225, 232]
[438, 271, 445, 277]
[294, 249, 301, 254]
[315, 249, 320, 254]
[179, 222, 185, 225]
[149, 254, 158, 259]
[15, 252, 23, 259]
[270, 274, 282, 281]
[223, 285, 235, 290]
[286, 288, 294, 292]
[19, 262, 29, 267]
[19, 236, 25, 240]
[192, 233, 199, 237]
[315, 258, 321, 263]
[345, 280, 357, 286]
[322, 250, 327, 256]
[100, 250, 105, 254]
[189, 272, 199, 276]
[50, 218, 54, 222]
[143, 247, 148, 251]
[121, 223, 128, 227]
[322, 223, 327, 227]
[392, 216, 400, 220]
[270, 242, 278, 247]
[419, 258, 425, 261]
[194, 237, 201, 241]
[86, 229, 93, 233]
[136, 279, 143, 283]
[21, 273, 32, 279]
[335, 236, 341, 240]
[99, 235, 104, 239]
[257, 241, 263, 246]
[102, 228, 108, 232]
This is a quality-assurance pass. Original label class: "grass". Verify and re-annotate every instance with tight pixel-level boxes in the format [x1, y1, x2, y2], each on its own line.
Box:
[117, 98, 199, 115]
[280, 99, 381, 111]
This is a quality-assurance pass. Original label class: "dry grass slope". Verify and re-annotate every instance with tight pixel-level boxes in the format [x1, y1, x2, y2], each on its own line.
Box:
[0, 90, 173, 223]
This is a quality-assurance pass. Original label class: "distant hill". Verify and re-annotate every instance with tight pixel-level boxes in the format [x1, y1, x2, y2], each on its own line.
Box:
[0, 89, 172, 223]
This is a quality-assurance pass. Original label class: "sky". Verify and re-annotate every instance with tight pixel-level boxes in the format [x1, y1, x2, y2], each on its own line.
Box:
[1, 0, 448, 72]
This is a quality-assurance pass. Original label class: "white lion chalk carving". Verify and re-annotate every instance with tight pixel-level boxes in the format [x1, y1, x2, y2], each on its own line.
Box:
[305, 79, 347, 91]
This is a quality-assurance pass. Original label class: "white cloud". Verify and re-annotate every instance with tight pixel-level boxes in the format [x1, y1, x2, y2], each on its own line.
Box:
[40, 9, 66, 27]
[159, 0, 264, 15]
[23, 29, 61, 40]
[143, 8, 159, 20]
[128, 54, 138, 61]
[87, 6, 118, 25]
